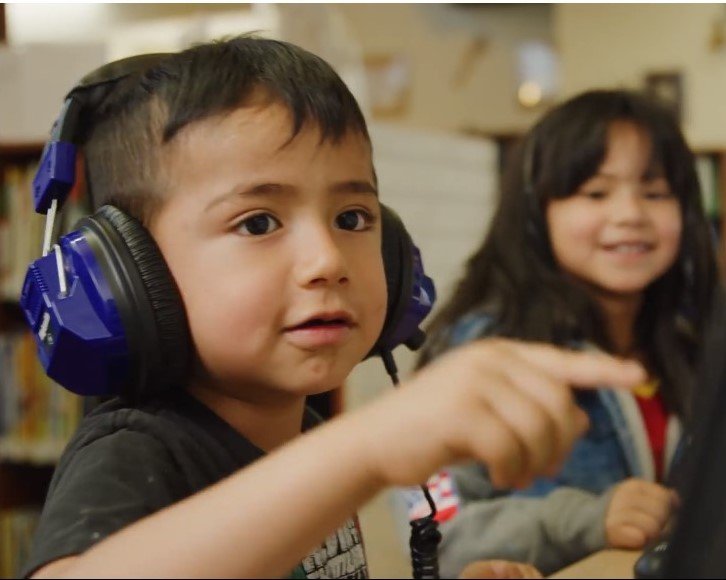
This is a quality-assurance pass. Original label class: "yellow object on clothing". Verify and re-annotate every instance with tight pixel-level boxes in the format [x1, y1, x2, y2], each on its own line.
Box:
[632, 379, 660, 399]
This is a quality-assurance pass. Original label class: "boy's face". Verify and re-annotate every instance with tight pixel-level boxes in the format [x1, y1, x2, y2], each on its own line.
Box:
[150, 102, 387, 401]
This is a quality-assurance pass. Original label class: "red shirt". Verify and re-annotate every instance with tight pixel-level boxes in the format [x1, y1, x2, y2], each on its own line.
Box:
[634, 391, 669, 481]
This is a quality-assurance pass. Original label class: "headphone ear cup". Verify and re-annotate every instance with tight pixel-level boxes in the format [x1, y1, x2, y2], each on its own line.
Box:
[371, 204, 414, 356]
[78, 205, 190, 400]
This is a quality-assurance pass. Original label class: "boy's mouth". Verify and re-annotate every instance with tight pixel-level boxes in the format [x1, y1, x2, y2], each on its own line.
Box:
[283, 312, 355, 348]
[286, 312, 354, 331]
[293, 319, 350, 329]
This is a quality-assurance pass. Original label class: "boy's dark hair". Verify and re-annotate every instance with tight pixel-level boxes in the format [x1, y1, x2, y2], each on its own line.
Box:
[77, 35, 370, 223]
[420, 89, 719, 418]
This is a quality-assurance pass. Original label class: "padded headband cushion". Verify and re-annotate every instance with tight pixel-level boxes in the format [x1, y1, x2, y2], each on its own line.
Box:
[83, 205, 190, 399]
[375, 205, 414, 354]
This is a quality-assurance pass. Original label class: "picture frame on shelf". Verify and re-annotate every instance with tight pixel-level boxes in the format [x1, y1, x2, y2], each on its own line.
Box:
[363, 53, 411, 119]
[644, 71, 684, 124]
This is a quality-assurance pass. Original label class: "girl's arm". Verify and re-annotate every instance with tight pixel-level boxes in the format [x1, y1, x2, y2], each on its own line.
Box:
[437, 473, 614, 577]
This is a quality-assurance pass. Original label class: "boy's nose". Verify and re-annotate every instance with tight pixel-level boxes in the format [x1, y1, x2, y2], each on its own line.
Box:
[294, 226, 349, 287]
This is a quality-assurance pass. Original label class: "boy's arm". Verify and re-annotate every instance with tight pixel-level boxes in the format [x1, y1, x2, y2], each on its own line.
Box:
[32, 339, 644, 579]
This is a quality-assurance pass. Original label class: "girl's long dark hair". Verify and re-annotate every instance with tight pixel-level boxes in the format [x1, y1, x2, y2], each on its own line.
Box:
[420, 90, 719, 418]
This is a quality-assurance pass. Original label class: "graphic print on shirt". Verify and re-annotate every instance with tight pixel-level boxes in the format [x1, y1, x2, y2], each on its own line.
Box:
[300, 517, 368, 579]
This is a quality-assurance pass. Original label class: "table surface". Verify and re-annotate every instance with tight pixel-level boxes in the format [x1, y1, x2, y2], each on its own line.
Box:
[549, 549, 641, 579]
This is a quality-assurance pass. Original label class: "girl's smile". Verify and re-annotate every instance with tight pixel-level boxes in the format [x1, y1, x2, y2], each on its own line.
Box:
[546, 120, 682, 299]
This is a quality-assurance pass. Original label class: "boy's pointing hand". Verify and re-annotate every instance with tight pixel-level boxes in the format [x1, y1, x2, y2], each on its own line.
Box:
[357, 339, 645, 490]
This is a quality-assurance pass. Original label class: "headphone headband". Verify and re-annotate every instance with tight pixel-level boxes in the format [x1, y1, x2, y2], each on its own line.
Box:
[34, 54, 172, 215]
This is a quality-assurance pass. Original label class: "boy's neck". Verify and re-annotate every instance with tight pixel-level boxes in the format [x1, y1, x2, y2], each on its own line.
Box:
[186, 382, 308, 452]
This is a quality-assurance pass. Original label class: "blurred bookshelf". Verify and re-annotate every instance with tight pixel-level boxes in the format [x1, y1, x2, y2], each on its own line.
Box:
[0, 143, 84, 577]
[685, 147, 726, 272]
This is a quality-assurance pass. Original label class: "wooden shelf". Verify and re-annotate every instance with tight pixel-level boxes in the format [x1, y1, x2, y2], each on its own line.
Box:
[693, 145, 726, 155]
[0, 4, 6, 46]
[0, 438, 66, 467]
[0, 463, 53, 510]
[0, 301, 24, 330]
[0, 142, 44, 158]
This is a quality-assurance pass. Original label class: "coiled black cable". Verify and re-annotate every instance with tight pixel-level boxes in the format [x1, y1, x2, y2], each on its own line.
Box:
[409, 485, 442, 579]
[381, 351, 442, 580]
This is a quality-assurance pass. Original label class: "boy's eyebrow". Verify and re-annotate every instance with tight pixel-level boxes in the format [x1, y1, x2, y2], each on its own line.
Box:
[330, 180, 379, 196]
[205, 180, 378, 212]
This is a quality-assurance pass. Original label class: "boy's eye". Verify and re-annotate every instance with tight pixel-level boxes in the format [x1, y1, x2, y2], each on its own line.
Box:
[235, 213, 281, 236]
[335, 209, 374, 231]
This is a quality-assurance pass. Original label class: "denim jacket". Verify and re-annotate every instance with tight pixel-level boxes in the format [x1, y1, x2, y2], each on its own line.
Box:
[413, 312, 682, 577]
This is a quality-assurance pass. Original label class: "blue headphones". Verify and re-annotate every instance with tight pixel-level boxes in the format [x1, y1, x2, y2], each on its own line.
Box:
[19, 54, 436, 401]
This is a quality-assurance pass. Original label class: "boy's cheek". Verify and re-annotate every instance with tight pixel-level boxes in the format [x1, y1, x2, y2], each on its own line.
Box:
[373, 298, 387, 337]
[354, 290, 386, 357]
[369, 276, 388, 336]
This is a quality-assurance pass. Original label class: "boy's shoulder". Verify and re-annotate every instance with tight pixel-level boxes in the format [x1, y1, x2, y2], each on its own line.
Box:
[55, 392, 325, 489]
[24, 391, 280, 577]
[54, 391, 269, 496]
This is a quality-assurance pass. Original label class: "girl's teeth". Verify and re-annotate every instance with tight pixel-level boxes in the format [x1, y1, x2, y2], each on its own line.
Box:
[612, 244, 647, 253]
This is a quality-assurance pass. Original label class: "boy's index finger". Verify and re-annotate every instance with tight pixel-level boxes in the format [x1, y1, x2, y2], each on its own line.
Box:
[505, 341, 647, 390]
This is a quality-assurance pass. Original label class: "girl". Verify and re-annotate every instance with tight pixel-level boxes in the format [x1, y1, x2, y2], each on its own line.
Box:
[416, 89, 720, 577]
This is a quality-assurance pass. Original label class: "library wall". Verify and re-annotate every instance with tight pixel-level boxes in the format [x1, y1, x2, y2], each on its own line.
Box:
[0, 43, 107, 142]
[555, 4, 726, 150]
[6, 4, 726, 146]
[338, 4, 548, 134]
[6, 4, 551, 136]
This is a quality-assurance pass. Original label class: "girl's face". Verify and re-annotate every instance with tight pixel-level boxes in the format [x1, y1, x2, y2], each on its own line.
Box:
[545, 121, 682, 299]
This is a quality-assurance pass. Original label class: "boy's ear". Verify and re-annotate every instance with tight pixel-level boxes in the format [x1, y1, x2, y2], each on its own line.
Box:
[83, 205, 191, 399]
[367, 205, 436, 359]
[21, 204, 191, 400]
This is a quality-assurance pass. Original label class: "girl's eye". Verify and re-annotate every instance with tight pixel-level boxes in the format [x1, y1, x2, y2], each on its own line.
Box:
[583, 190, 607, 200]
[235, 213, 281, 236]
[335, 209, 374, 231]
[644, 191, 673, 200]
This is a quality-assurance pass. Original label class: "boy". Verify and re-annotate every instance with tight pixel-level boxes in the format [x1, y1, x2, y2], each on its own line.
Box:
[24, 36, 644, 579]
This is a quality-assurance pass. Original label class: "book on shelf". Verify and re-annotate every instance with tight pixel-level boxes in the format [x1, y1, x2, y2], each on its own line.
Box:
[0, 163, 44, 302]
[0, 158, 89, 302]
[0, 331, 82, 465]
[0, 159, 85, 465]
[0, 507, 39, 579]
[695, 153, 721, 223]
